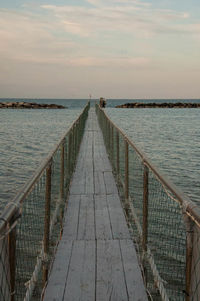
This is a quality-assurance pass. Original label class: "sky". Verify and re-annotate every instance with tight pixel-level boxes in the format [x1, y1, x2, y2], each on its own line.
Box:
[0, 0, 200, 99]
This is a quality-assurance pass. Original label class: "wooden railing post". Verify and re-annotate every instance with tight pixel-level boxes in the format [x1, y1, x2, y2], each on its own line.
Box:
[60, 142, 65, 200]
[124, 138, 129, 219]
[110, 123, 112, 157]
[8, 227, 17, 301]
[73, 125, 76, 168]
[142, 164, 149, 284]
[65, 139, 68, 183]
[116, 131, 119, 175]
[125, 139, 129, 201]
[111, 125, 114, 165]
[43, 163, 51, 285]
[71, 126, 75, 171]
[185, 216, 194, 301]
[105, 119, 108, 147]
[74, 122, 77, 155]
[108, 121, 110, 152]
[68, 133, 72, 176]
[76, 120, 80, 152]
[142, 164, 149, 251]
[77, 119, 81, 149]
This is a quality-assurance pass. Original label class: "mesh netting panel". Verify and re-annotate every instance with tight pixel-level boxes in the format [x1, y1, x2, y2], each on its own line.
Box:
[147, 170, 186, 300]
[51, 148, 61, 204]
[0, 236, 10, 301]
[190, 223, 200, 301]
[95, 105, 200, 301]
[112, 128, 118, 172]
[49, 148, 65, 266]
[129, 147, 144, 226]
[15, 174, 46, 300]
[0, 103, 90, 301]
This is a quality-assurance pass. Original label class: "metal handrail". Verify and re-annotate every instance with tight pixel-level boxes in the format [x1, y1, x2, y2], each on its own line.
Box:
[0, 103, 89, 234]
[96, 104, 199, 301]
[101, 106, 198, 222]
[0, 102, 90, 301]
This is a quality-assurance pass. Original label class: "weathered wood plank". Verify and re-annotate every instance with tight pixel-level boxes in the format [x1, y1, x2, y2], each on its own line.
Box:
[77, 195, 95, 240]
[96, 240, 128, 301]
[86, 114, 99, 131]
[70, 172, 85, 194]
[44, 108, 148, 301]
[93, 134, 112, 172]
[119, 240, 148, 301]
[43, 240, 73, 301]
[107, 194, 130, 239]
[63, 240, 96, 301]
[95, 195, 112, 240]
[94, 155, 112, 172]
[93, 147, 109, 161]
[85, 169, 94, 194]
[104, 171, 119, 194]
[61, 195, 80, 240]
[94, 171, 106, 195]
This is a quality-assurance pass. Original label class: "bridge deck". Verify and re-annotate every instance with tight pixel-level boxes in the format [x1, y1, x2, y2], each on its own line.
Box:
[44, 109, 148, 301]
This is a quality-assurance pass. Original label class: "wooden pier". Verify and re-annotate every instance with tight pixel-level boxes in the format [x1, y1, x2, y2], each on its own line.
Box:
[43, 108, 148, 301]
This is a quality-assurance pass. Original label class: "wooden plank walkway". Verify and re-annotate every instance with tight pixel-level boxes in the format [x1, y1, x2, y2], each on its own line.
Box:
[44, 108, 148, 301]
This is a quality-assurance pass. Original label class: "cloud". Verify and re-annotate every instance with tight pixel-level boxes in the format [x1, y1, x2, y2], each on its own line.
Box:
[0, 9, 78, 63]
[0, 1, 200, 78]
[65, 56, 150, 67]
[40, 2, 193, 40]
[86, 0, 151, 7]
[0, 1, 200, 98]
[156, 22, 200, 36]
[0, 7, 152, 69]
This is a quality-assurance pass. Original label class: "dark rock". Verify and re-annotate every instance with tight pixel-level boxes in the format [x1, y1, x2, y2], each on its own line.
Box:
[115, 102, 200, 109]
[0, 101, 67, 109]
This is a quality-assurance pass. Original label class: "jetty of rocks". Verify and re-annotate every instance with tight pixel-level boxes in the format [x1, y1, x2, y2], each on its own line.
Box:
[0, 101, 66, 109]
[116, 102, 200, 108]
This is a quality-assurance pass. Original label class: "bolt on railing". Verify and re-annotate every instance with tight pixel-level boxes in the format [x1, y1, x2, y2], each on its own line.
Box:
[0, 102, 90, 301]
[96, 103, 200, 301]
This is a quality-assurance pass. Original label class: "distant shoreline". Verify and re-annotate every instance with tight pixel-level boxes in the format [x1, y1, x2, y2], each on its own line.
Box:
[0, 101, 67, 109]
[116, 102, 200, 108]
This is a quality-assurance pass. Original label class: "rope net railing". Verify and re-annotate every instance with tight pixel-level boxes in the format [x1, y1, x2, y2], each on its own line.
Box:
[96, 104, 200, 301]
[0, 102, 90, 301]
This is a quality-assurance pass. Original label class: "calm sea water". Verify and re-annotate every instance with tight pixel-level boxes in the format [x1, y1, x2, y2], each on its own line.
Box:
[106, 103, 200, 204]
[0, 98, 200, 213]
[0, 99, 88, 212]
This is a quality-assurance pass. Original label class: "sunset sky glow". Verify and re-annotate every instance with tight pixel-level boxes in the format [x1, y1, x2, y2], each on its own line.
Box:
[0, 0, 200, 98]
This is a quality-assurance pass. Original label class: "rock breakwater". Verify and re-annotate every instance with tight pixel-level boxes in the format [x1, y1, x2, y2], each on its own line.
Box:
[0, 101, 66, 109]
[116, 102, 200, 108]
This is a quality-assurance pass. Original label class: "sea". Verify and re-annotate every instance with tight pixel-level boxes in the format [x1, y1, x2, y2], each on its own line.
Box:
[0, 98, 200, 214]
